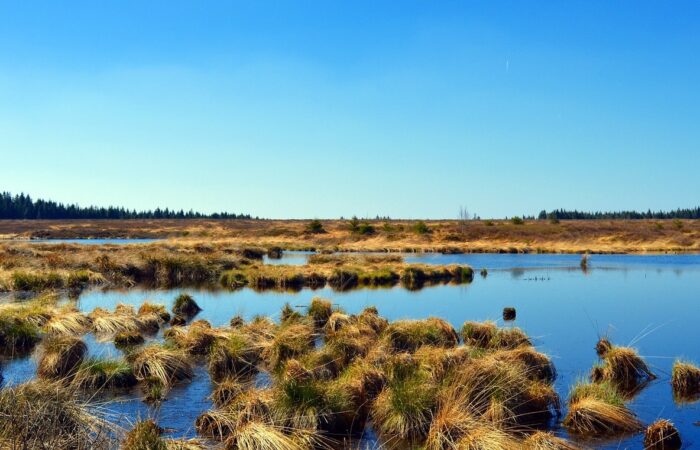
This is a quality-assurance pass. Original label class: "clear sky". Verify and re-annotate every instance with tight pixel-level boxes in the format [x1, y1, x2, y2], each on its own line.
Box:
[1, 1, 699, 219]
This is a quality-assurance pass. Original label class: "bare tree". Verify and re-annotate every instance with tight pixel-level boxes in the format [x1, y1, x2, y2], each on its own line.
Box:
[459, 205, 471, 233]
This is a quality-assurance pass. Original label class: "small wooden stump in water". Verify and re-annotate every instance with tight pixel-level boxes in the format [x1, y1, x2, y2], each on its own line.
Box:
[503, 307, 516, 321]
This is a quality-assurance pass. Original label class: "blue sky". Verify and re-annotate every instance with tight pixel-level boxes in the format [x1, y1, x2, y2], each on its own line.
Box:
[1, 1, 699, 219]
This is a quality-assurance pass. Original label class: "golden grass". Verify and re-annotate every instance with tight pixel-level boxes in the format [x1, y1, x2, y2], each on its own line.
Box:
[564, 397, 641, 436]
[523, 431, 581, 450]
[0, 380, 115, 449]
[36, 336, 87, 380]
[591, 345, 655, 388]
[671, 360, 700, 401]
[128, 344, 193, 388]
[42, 309, 91, 336]
[4, 217, 699, 254]
[564, 381, 641, 437]
[644, 419, 682, 450]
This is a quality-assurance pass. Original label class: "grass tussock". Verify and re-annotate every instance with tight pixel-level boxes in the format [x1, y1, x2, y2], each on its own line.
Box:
[643, 419, 682, 450]
[43, 309, 92, 336]
[591, 345, 655, 388]
[72, 357, 137, 390]
[208, 332, 261, 382]
[307, 297, 332, 327]
[523, 431, 581, 450]
[37, 335, 87, 380]
[262, 320, 315, 371]
[385, 318, 459, 352]
[114, 330, 145, 348]
[172, 293, 202, 318]
[461, 321, 531, 350]
[671, 360, 700, 402]
[0, 380, 114, 449]
[563, 381, 641, 436]
[128, 344, 194, 388]
[122, 419, 166, 450]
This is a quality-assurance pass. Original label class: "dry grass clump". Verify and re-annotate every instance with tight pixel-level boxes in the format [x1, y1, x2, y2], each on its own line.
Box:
[523, 431, 581, 449]
[307, 297, 332, 327]
[384, 318, 459, 352]
[491, 347, 557, 383]
[172, 293, 202, 318]
[37, 335, 87, 380]
[425, 392, 524, 450]
[138, 301, 171, 322]
[43, 309, 92, 336]
[262, 320, 316, 372]
[114, 330, 145, 348]
[447, 355, 560, 428]
[211, 377, 248, 408]
[671, 360, 700, 402]
[591, 345, 655, 388]
[563, 381, 641, 436]
[89, 306, 142, 335]
[165, 320, 228, 355]
[595, 337, 612, 357]
[196, 388, 275, 441]
[461, 321, 531, 350]
[460, 321, 496, 348]
[0, 380, 114, 449]
[371, 353, 438, 442]
[208, 332, 261, 382]
[128, 344, 193, 388]
[223, 421, 309, 450]
[0, 296, 58, 355]
[122, 419, 166, 450]
[0, 313, 41, 356]
[413, 345, 472, 382]
[643, 419, 682, 450]
[72, 357, 137, 390]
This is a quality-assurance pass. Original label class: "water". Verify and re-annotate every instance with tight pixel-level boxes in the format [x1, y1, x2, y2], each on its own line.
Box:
[263, 250, 315, 266]
[3, 254, 700, 448]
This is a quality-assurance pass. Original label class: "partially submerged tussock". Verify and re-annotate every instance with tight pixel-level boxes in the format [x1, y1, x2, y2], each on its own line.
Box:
[563, 381, 641, 436]
[671, 360, 700, 402]
[123, 419, 207, 450]
[644, 419, 682, 450]
[128, 344, 194, 388]
[590, 345, 655, 388]
[36, 335, 87, 380]
[72, 357, 137, 390]
[523, 431, 581, 450]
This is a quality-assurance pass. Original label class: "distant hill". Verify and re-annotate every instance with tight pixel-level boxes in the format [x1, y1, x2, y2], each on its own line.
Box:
[0, 192, 255, 220]
[539, 208, 700, 220]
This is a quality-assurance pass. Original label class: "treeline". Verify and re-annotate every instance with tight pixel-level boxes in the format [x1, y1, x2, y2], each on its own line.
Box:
[0, 192, 255, 220]
[539, 208, 700, 220]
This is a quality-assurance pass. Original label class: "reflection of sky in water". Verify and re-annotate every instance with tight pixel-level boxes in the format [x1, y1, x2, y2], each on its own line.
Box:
[2, 256, 700, 448]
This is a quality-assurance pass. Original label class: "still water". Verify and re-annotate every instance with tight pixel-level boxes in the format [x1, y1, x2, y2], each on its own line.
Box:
[2, 254, 700, 448]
